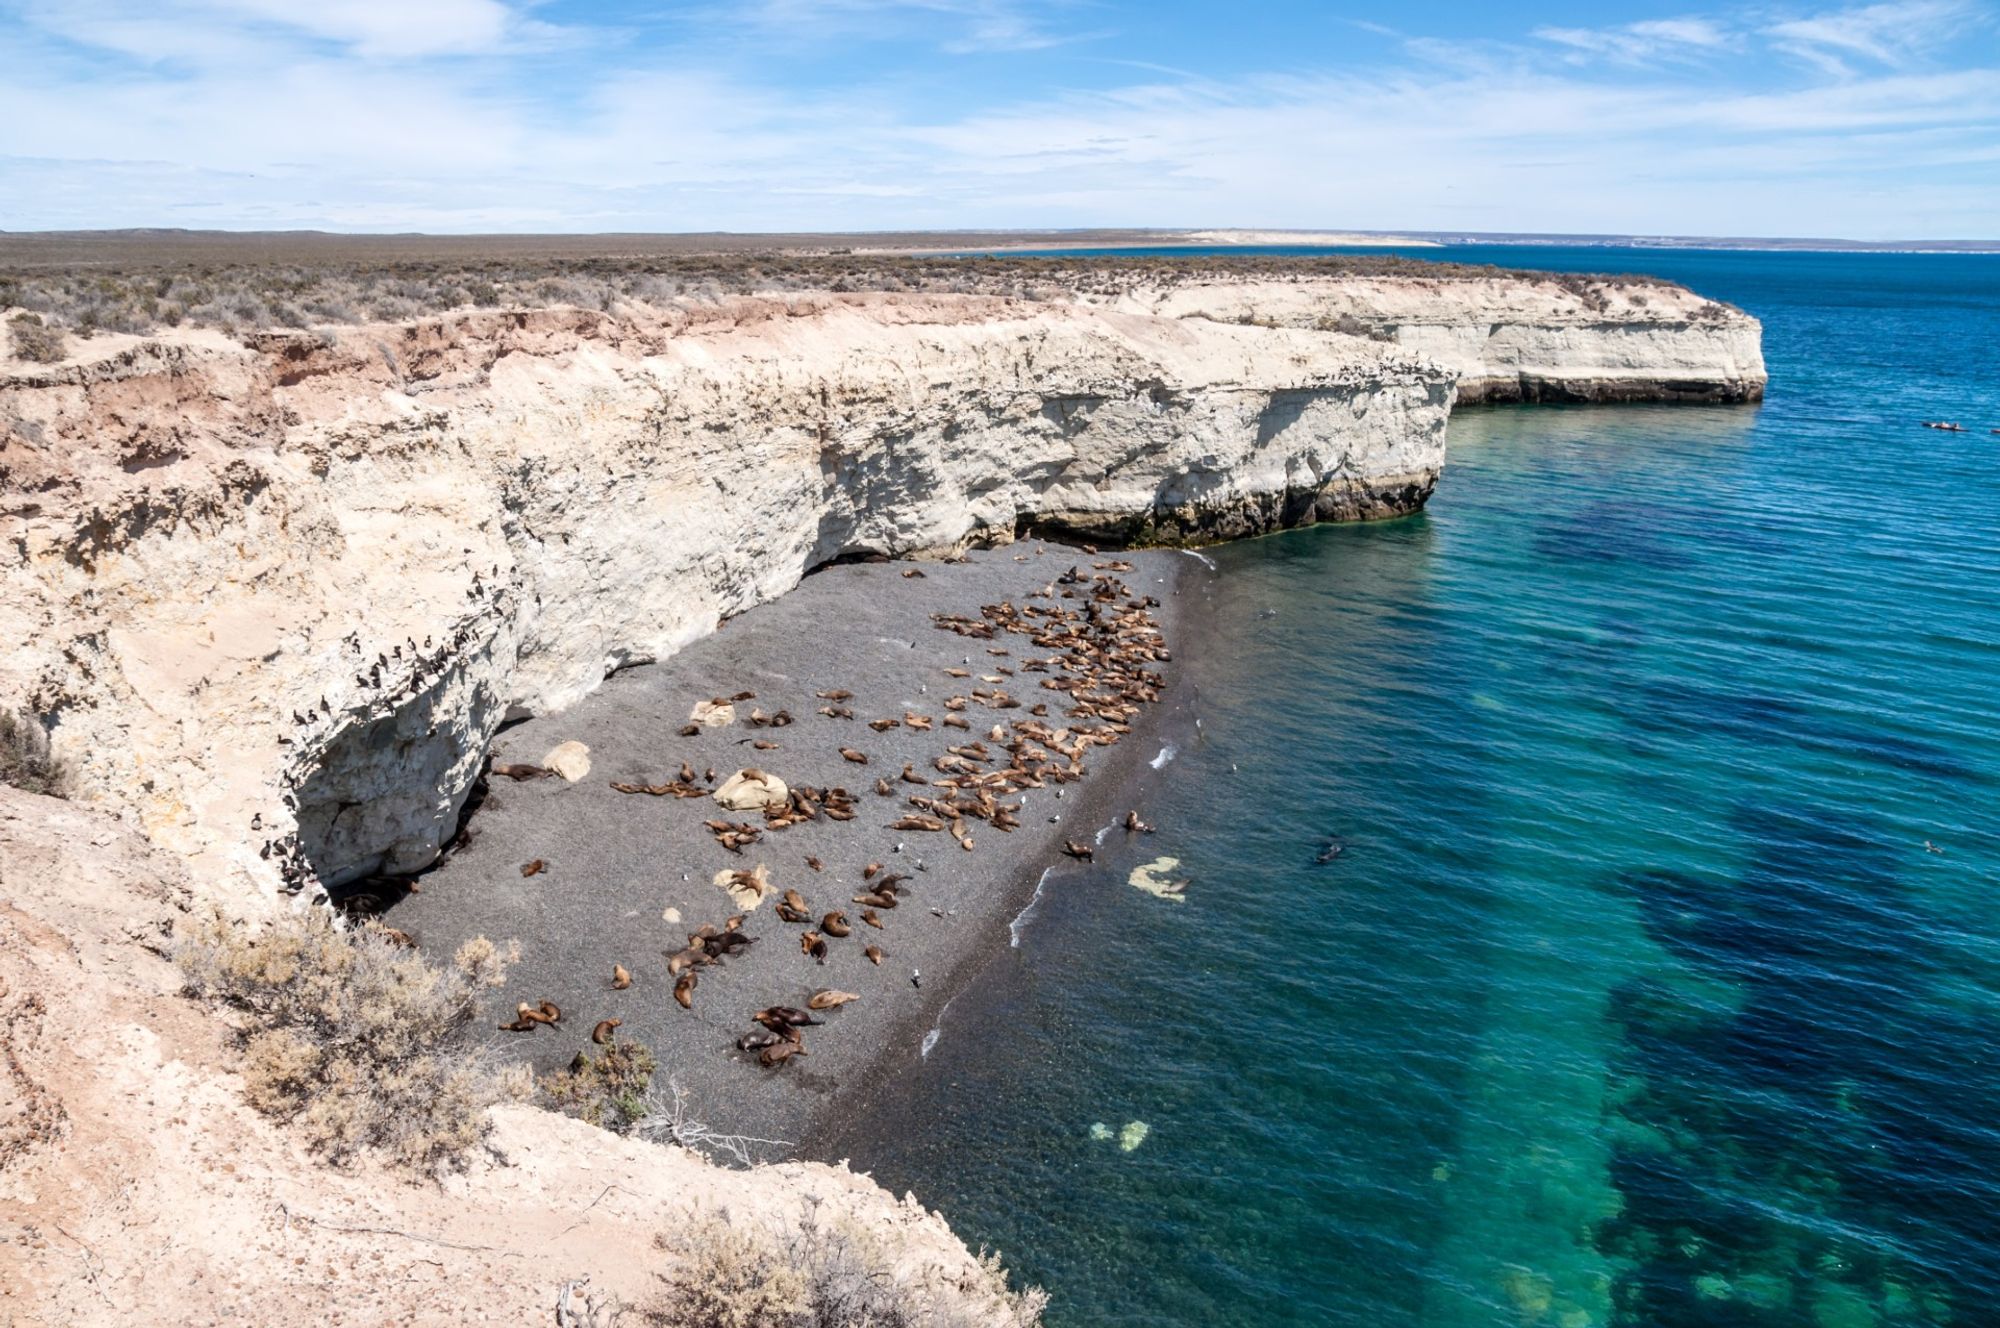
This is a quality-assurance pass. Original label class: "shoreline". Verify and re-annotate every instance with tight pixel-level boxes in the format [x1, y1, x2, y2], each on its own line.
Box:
[389, 541, 1207, 1150]
[796, 557, 1215, 1158]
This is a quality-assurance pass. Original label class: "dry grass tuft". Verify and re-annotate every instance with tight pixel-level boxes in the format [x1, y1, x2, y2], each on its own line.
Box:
[0, 709, 71, 798]
[645, 1202, 1047, 1328]
[174, 907, 527, 1175]
[543, 1038, 657, 1132]
[5, 311, 67, 362]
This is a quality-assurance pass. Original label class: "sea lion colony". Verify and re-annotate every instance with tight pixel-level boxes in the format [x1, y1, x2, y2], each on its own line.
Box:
[483, 557, 1170, 1077]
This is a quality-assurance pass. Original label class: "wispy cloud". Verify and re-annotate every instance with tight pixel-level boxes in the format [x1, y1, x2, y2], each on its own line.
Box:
[0, 0, 1995, 238]
[1765, 0, 1984, 76]
[1536, 16, 1733, 66]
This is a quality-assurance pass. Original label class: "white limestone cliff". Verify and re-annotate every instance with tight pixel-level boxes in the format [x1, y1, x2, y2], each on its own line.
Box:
[0, 274, 1760, 899]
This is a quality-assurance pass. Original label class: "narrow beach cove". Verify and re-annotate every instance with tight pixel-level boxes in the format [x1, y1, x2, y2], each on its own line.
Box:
[814, 249, 2000, 1326]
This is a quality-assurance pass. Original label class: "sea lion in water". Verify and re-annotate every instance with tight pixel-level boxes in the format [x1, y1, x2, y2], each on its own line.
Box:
[612, 964, 632, 990]
[1314, 836, 1344, 865]
[821, 911, 852, 937]
[592, 1018, 622, 1045]
[1125, 810, 1154, 834]
[1062, 840, 1094, 861]
[674, 971, 697, 1009]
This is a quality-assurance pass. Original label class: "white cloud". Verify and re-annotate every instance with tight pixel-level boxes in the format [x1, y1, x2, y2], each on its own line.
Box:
[1536, 15, 1733, 65]
[1765, 0, 1983, 77]
[0, 1, 1995, 238]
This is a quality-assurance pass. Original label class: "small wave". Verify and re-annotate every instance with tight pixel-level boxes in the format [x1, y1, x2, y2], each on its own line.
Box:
[1178, 549, 1218, 570]
[1150, 744, 1177, 769]
[1010, 868, 1054, 947]
[1095, 823, 1113, 846]
[920, 996, 956, 1059]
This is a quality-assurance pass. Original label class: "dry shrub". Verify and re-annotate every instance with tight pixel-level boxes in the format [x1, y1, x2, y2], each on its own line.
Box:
[0, 709, 70, 797]
[543, 1037, 657, 1132]
[174, 908, 527, 1175]
[5, 312, 66, 362]
[645, 1203, 1046, 1328]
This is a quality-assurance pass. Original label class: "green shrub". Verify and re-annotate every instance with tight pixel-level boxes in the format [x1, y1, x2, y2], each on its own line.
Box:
[544, 1037, 657, 1132]
[645, 1204, 1047, 1328]
[6, 313, 66, 363]
[0, 709, 70, 797]
[175, 909, 527, 1175]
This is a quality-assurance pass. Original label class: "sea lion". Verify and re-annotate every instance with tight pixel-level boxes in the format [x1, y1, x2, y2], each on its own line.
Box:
[521, 859, 547, 877]
[491, 762, 551, 781]
[800, 931, 827, 961]
[942, 714, 971, 730]
[678, 723, 702, 736]
[674, 971, 697, 1009]
[1062, 840, 1095, 861]
[864, 862, 884, 879]
[805, 855, 824, 872]
[840, 747, 869, 764]
[782, 888, 810, 914]
[1125, 810, 1155, 834]
[612, 963, 632, 990]
[900, 763, 927, 784]
[817, 688, 853, 701]
[499, 1017, 537, 1032]
[1314, 836, 1344, 865]
[737, 1030, 782, 1052]
[731, 690, 757, 702]
[592, 1018, 622, 1044]
[861, 909, 884, 929]
[865, 945, 884, 965]
[809, 989, 860, 1010]
[761, 1040, 807, 1068]
[868, 718, 901, 732]
[752, 1006, 822, 1032]
[901, 568, 926, 578]
[853, 892, 897, 910]
[821, 911, 852, 937]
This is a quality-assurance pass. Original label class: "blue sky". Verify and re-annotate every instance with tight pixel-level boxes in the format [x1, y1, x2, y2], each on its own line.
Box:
[1, 0, 1995, 237]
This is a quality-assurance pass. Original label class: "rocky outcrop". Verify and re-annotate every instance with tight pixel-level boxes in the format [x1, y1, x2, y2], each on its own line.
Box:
[1096, 273, 1767, 404]
[1, 292, 1452, 895]
[0, 784, 1016, 1326]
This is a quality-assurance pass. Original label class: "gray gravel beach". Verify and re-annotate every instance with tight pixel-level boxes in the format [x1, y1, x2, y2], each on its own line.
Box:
[389, 541, 1203, 1152]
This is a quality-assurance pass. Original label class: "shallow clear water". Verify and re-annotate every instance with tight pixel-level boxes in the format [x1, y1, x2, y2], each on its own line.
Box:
[820, 248, 2000, 1327]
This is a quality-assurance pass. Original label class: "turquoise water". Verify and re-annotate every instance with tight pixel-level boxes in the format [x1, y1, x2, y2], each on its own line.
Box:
[818, 248, 2000, 1326]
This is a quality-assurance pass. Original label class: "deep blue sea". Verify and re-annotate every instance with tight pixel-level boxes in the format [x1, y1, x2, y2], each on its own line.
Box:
[820, 246, 2000, 1327]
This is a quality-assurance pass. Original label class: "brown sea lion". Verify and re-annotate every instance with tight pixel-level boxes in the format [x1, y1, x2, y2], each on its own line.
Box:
[805, 855, 824, 872]
[817, 688, 853, 701]
[1062, 840, 1095, 861]
[821, 911, 852, 937]
[864, 862, 883, 879]
[612, 963, 632, 990]
[809, 989, 860, 1010]
[520, 859, 547, 877]
[1125, 810, 1154, 834]
[678, 723, 702, 736]
[865, 944, 884, 965]
[592, 1018, 622, 1045]
[737, 1030, 782, 1052]
[753, 1006, 822, 1031]
[674, 971, 697, 1009]
[861, 909, 884, 929]
[840, 747, 868, 764]
[491, 762, 552, 781]
[760, 1040, 807, 1068]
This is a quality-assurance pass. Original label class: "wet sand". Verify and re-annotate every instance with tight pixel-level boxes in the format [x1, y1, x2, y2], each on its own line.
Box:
[390, 542, 1205, 1151]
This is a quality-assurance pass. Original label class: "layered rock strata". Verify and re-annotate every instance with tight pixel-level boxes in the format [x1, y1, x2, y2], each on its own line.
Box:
[1098, 273, 1767, 403]
[1, 292, 1453, 894]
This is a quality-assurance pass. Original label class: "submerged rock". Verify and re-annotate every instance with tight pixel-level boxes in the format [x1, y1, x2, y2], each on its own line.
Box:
[1129, 856, 1189, 901]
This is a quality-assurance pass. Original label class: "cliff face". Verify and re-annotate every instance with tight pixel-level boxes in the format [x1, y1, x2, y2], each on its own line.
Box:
[1, 292, 1452, 894]
[1099, 273, 1767, 403]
